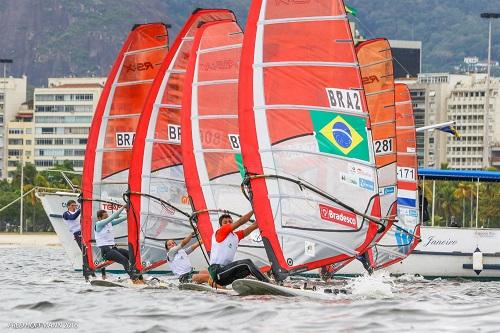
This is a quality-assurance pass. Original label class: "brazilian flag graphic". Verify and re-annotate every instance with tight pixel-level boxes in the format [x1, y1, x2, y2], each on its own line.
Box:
[310, 110, 370, 162]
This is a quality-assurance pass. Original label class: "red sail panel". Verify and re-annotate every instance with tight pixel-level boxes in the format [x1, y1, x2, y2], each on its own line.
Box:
[81, 23, 168, 271]
[127, 9, 236, 273]
[368, 83, 420, 269]
[239, 0, 381, 280]
[356, 38, 397, 233]
[181, 19, 269, 266]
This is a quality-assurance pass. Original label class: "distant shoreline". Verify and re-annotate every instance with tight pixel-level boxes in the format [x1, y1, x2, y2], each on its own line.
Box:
[0, 233, 61, 247]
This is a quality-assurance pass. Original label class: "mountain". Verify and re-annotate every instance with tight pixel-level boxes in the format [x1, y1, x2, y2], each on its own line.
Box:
[0, 0, 498, 86]
[349, 0, 500, 74]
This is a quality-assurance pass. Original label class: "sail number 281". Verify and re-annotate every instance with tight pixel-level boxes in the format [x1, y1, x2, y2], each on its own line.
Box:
[374, 138, 393, 154]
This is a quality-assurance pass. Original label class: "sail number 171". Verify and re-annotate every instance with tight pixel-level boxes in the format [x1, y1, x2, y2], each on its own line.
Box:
[397, 167, 416, 181]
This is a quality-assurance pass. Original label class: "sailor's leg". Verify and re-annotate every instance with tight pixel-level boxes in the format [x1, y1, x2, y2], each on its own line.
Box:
[216, 259, 269, 286]
[103, 247, 130, 272]
[243, 259, 270, 283]
[116, 248, 130, 260]
[192, 270, 211, 284]
[114, 248, 142, 280]
[73, 232, 83, 251]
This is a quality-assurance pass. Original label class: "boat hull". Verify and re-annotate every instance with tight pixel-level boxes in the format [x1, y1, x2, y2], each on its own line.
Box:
[337, 226, 500, 279]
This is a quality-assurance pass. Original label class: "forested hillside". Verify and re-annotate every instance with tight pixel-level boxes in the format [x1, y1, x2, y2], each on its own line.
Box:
[0, 0, 498, 85]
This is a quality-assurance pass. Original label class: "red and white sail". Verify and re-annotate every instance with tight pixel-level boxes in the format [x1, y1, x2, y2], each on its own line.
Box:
[81, 23, 169, 271]
[181, 19, 269, 266]
[238, 0, 381, 280]
[356, 38, 397, 229]
[367, 83, 420, 268]
[127, 9, 236, 273]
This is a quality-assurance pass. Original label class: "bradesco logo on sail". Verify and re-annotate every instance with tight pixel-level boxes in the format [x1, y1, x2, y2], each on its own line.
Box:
[319, 204, 358, 229]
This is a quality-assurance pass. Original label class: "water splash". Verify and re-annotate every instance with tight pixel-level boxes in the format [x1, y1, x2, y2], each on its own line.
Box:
[347, 271, 394, 298]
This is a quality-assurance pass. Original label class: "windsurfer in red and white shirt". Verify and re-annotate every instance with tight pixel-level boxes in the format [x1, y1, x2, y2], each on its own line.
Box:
[207, 210, 270, 286]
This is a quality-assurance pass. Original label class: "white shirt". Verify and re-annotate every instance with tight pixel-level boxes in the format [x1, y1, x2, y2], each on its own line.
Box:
[63, 210, 81, 234]
[95, 222, 115, 247]
[167, 245, 193, 277]
[209, 231, 239, 266]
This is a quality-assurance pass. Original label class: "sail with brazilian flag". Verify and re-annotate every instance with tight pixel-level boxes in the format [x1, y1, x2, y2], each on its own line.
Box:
[238, 0, 381, 281]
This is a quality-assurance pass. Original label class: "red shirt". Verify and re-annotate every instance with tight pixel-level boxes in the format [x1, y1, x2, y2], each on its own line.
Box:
[215, 224, 244, 243]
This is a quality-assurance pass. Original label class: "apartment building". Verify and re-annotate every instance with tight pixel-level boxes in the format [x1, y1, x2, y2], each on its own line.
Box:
[405, 73, 472, 168]
[447, 76, 500, 170]
[5, 102, 34, 179]
[33, 77, 105, 171]
[406, 73, 500, 170]
[0, 75, 27, 179]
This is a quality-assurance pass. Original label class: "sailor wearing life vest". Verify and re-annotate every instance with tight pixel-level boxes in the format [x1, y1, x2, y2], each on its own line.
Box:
[207, 210, 270, 286]
[95, 204, 143, 284]
[63, 200, 82, 250]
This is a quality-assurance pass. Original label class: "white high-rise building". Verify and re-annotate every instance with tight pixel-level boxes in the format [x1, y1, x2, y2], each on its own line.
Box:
[404, 73, 472, 168]
[6, 103, 34, 180]
[0, 75, 27, 179]
[404, 73, 500, 170]
[447, 75, 500, 170]
[33, 77, 105, 171]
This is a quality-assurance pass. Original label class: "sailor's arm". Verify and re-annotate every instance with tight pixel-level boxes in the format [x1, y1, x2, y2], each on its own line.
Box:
[180, 232, 194, 248]
[231, 210, 254, 231]
[188, 236, 203, 253]
[95, 205, 127, 232]
[242, 221, 259, 238]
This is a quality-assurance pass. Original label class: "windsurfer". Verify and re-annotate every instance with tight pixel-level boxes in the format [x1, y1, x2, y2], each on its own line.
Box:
[165, 232, 211, 284]
[207, 211, 270, 286]
[95, 205, 143, 284]
[63, 200, 82, 250]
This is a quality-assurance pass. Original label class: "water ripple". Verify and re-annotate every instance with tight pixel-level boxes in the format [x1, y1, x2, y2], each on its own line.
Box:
[2, 247, 500, 332]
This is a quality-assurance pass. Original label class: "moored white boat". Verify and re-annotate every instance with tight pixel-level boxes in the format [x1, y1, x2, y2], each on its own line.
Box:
[337, 225, 500, 279]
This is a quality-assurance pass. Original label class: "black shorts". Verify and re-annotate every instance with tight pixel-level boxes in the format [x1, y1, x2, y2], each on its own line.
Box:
[178, 270, 194, 284]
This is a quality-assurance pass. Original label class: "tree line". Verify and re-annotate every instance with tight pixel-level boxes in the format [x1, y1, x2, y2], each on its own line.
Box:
[0, 161, 499, 233]
[0, 161, 79, 233]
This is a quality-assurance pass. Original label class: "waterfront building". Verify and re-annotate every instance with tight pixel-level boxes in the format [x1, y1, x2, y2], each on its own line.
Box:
[5, 102, 34, 179]
[33, 77, 105, 171]
[447, 75, 500, 170]
[404, 73, 500, 170]
[389, 40, 422, 79]
[0, 75, 27, 179]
